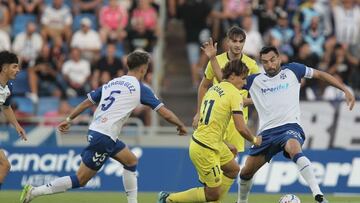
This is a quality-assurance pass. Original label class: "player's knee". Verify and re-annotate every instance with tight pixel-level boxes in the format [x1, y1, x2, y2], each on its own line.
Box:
[239, 168, 254, 180]
[224, 164, 240, 179]
[205, 189, 220, 201]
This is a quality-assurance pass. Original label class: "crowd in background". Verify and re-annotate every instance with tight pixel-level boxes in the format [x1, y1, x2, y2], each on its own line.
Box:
[0, 0, 159, 125]
[0, 0, 359, 127]
[168, 0, 360, 101]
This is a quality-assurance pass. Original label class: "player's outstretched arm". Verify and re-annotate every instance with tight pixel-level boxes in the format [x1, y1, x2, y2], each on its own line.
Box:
[201, 38, 223, 82]
[2, 106, 27, 141]
[233, 113, 262, 146]
[312, 69, 355, 110]
[58, 99, 94, 134]
[193, 77, 212, 129]
[157, 106, 187, 135]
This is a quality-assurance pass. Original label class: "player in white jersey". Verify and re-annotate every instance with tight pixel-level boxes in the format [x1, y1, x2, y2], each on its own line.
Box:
[20, 51, 187, 203]
[235, 46, 355, 203]
[0, 51, 27, 190]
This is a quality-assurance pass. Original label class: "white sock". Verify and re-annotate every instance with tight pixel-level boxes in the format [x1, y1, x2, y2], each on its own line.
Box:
[123, 169, 138, 203]
[296, 156, 322, 197]
[31, 176, 72, 197]
[237, 177, 253, 203]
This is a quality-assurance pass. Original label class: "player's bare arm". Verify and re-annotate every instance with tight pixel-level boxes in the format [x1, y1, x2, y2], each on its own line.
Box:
[193, 77, 212, 129]
[2, 105, 27, 141]
[156, 106, 187, 135]
[232, 112, 262, 146]
[58, 99, 95, 134]
[312, 69, 355, 110]
[201, 38, 223, 82]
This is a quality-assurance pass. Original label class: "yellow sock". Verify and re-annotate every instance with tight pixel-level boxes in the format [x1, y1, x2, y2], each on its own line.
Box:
[167, 187, 206, 203]
[218, 174, 235, 201]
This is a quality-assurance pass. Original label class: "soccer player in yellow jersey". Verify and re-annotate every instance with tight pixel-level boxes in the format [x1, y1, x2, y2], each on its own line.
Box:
[193, 26, 260, 154]
[158, 59, 262, 203]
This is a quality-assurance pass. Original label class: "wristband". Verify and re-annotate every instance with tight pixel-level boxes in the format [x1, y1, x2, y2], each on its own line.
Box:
[252, 136, 257, 144]
[65, 117, 72, 123]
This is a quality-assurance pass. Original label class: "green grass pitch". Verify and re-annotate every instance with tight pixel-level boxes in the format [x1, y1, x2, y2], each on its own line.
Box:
[2, 191, 360, 203]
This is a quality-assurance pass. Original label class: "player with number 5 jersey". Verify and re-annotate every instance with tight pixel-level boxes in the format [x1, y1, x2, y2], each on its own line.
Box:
[158, 59, 261, 203]
[20, 51, 187, 203]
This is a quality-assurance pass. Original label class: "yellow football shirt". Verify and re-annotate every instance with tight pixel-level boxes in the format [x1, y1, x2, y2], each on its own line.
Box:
[194, 82, 243, 151]
[203, 52, 259, 152]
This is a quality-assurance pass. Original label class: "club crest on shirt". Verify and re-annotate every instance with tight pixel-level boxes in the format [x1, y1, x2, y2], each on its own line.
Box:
[280, 72, 287, 80]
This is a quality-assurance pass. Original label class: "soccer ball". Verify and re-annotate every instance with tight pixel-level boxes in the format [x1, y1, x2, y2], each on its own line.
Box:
[279, 194, 301, 203]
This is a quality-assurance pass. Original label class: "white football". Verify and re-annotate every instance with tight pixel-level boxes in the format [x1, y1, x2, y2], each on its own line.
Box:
[279, 194, 301, 203]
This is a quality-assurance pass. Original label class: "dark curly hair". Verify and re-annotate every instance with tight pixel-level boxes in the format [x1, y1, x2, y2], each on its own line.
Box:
[0, 51, 19, 72]
[222, 59, 249, 80]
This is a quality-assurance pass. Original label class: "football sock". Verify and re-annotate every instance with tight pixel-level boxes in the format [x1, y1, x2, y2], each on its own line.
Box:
[237, 176, 253, 203]
[123, 168, 138, 203]
[31, 176, 73, 197]
[0, 183, 2, 190]
[293, 153, 322, 197]
[167, 187, 206, 202]
[218, 174, 235, 201]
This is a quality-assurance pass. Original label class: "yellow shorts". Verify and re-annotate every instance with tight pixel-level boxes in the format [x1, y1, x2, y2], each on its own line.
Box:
[223, 121, 245, 153]
[189, 140, 234, 188]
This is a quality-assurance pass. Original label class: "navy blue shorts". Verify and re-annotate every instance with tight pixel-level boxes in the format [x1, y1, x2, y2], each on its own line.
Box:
[81, 130, 126, 170]
[248, 123, 305, 162]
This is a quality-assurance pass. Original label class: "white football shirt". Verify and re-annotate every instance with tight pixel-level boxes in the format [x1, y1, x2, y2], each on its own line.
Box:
[244, 63, 314, 133]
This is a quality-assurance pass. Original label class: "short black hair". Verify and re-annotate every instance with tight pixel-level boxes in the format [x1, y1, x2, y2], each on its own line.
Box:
[0, 51, 19, 72]
[259, 46, 279, 57]
[222, 59, 249, 80]
[126, 50, 151, 70]
[226, 26, 246, 41]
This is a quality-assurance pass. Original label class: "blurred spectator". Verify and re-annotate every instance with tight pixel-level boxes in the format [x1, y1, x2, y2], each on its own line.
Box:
[241, 15, 263, 58]
[328, 44, 359, 86]
[92, 43, 126, 88]
[331, 0, 360, 58]
[41, 0, 72, 44]
[294, 42, 321, 100]
[314, 0, 333, 36]
[269, 11, 294, 60]
[43, 99, 72, 126]
[253, 0, 279, 35]
[303, 16, 325, 57]
[73, 0, 102, 15]
[28, 43, 67, 100]
[293, 0, 321, 32]
[62, 47, 91, 96]
[0, 29, 10, 51]
[0, 2, 11, 33]
[15, 0, 43, 16]
[0, 0, 16, 20]
[221, 0, 250, 31]
[51, 37, 67, 69]
[176, 0, 213, 88]
[323, 73, 354, 101]
[99, 0, 128, 43]
[127, 17, 157, 53]
[131, 0, 158, 32]
[12, 21, 43, 69]
[71, 17, 101, 63]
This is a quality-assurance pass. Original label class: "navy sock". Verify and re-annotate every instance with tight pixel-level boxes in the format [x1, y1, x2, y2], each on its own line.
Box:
[70, 175, 80, 188]
[124, 165, 137, 172]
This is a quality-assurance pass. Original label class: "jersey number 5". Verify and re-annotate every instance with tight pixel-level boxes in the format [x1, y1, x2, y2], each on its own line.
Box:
[200, 99, 215, 125]
[101, 90, 121, 111]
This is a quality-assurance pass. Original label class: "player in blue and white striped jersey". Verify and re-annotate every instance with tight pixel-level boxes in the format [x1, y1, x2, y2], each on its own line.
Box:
[21, 51, 187, 203]
[0, 51, 27, 191]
